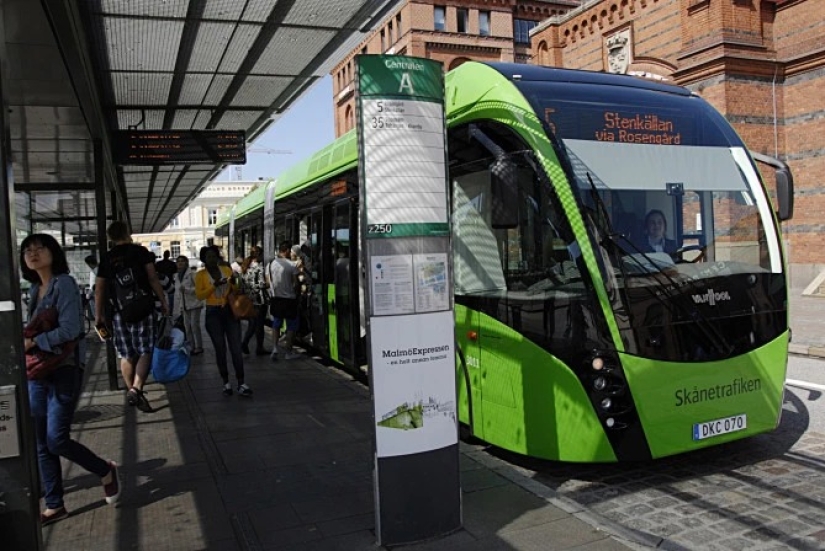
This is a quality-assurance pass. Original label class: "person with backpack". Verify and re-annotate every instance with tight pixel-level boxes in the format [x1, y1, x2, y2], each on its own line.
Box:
[95, 221, 169, 412]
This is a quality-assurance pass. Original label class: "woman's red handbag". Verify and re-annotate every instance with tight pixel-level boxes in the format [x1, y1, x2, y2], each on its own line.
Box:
[24, 307, 78, 380]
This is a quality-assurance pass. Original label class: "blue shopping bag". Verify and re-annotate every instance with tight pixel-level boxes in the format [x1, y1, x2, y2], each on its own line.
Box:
[151, 345, 190, 384]
[151, 320, 191, 384]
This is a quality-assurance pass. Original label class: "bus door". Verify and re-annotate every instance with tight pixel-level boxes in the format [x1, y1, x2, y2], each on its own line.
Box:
[308, 209, 332, 356]
[331, 200, 357, 367]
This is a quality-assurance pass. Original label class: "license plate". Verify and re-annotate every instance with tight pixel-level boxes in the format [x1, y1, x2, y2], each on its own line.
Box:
[693, 414, 747, 441]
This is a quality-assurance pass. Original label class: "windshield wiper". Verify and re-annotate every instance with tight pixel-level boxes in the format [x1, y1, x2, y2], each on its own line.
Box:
[582, 174, 733, 358]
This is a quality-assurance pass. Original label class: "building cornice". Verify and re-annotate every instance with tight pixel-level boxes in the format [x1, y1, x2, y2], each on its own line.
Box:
[784, 47, 825, 78]
[674, 46, 825, 84]
[425, 41, 508, 54]
[673, 54, 783, 84]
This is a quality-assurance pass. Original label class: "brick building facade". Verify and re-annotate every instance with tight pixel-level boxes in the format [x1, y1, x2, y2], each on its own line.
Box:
[331, 0, 577, 136]
[331, 0, 824, 280]
[529, 0, 825, 280]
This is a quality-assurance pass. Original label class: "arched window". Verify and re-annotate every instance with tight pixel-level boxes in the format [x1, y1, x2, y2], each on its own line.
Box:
[537, 40, 549, 66]
[345, 105, 354, 132]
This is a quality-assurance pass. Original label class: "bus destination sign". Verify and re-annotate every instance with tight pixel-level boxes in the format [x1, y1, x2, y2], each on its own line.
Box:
[542, 102, 695, 146]
[113, 130, 247, 166]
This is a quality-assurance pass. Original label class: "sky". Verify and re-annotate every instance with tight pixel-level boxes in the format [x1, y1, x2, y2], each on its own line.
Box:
[215, 75, 335, 183]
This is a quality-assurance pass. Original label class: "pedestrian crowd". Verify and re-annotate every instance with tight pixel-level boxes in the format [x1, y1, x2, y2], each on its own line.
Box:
[21, 220, 311, 527]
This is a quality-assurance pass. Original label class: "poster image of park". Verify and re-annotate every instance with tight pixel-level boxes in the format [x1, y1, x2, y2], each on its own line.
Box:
[377, 396, 456, 431]
[371, 311, 457, 457]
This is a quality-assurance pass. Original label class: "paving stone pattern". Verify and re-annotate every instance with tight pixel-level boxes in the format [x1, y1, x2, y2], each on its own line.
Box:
[492, 412, 825, 550]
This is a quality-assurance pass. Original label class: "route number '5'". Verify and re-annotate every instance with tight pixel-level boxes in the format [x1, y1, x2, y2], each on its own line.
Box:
[368, 224, 393, 234]
[371, 101, 385, 128]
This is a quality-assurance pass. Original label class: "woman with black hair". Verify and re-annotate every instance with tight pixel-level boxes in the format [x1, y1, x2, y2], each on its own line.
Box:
[240, 245, 270, 356]
[20, 234, 120, 525]
[195, 245, 251, 397]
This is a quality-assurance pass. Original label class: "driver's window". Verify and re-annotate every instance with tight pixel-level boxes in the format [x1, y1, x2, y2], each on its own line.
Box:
[499, 165, 578, 293]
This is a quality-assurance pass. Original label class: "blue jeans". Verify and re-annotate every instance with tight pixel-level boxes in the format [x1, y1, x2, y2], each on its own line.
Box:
[28, 366, 109, 510]
[204, 306, 245, 385]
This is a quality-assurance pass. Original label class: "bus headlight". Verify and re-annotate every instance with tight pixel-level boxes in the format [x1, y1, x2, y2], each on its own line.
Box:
[600, 397, 612, 410]
[593, 376, 607, 391]
[592, 357, 604, 370]
[606, 417, 615, 428]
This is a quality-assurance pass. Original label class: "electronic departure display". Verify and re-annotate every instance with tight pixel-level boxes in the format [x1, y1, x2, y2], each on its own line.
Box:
[113, 130, 246, 165]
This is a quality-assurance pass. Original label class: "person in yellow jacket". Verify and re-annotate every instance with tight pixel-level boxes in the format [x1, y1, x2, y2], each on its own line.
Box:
[195, 245, 252, 397]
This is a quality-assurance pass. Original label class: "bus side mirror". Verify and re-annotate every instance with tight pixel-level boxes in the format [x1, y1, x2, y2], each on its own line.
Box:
[749, 151, 794, 222]
[490, 157, 519, 229]
[775, 168, 793, 221]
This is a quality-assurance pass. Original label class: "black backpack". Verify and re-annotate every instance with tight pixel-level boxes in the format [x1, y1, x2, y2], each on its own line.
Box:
[112, 266, 154, 323]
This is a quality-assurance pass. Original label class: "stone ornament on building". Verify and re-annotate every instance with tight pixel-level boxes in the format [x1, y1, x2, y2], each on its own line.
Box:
[606, 30, 632, 74]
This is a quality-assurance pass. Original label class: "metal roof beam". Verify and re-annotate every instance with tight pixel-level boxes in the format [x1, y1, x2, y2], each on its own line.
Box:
[89, 11, 358, 32]
[150, 166, 191, 230]
[162, 2, 205, 128]
[205, 0, 298, 129]
[41, 0, 129, 226]
[136, 2, 206, 231]
[246, 0, 400, 141]
[110, 104, 278, 111]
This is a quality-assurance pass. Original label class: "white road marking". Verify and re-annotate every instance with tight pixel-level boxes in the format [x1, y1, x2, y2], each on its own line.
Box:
[786, 379, 825, 392]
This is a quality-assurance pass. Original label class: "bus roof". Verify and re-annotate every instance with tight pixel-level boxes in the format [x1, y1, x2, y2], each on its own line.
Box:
[215, 207, 232, 233]
[234, 182, 269, 220]
[274, 129, 358, 199]
[484, 62, 691, 96]
[221, 61, 695, 215]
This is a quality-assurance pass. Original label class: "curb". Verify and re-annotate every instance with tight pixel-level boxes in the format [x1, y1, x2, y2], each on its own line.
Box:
[459, 445, 676, 550]
[788, 343, 825, 359]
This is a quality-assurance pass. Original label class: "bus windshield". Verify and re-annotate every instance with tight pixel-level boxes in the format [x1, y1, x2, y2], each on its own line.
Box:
[563, 139, 782, 280]
[514, 84, 783, 286]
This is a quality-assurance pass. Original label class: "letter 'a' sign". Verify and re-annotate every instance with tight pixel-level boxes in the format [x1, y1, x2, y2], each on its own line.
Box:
[356, 55, 460, 547]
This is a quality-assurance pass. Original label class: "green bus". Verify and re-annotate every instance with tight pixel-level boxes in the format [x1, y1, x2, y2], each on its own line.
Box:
[216, 61, 794, 462]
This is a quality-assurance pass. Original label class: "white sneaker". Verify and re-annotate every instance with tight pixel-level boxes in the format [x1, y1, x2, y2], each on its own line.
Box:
[270, 348, 279, 361]
[284, 351, 301, 360]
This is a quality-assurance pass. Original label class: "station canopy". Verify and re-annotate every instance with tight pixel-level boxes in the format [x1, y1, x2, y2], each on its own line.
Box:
[10, 0, 399, 233]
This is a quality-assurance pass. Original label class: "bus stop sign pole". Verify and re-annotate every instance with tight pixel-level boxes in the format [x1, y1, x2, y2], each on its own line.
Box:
[356, 54, 461, 546]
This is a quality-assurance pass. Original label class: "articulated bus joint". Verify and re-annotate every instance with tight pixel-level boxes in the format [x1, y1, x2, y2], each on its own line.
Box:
[455, 340, 475, 439]
[585, 349, 634, 430]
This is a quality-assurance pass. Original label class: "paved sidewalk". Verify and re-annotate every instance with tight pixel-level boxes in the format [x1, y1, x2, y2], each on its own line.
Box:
[42, 291, 819, 551]
[45, 332, 635, 551]
[788, 289, 825, 357]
